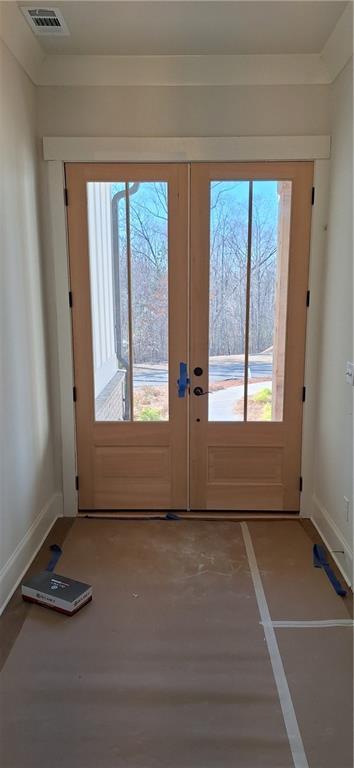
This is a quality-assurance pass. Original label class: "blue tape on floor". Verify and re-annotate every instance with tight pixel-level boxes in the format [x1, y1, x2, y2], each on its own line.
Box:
[46, 544, 63, 572]
[313, 544, 347, 597]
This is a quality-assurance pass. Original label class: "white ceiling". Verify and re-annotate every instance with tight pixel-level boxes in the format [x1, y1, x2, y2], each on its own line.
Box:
[17, 1, 347, 56]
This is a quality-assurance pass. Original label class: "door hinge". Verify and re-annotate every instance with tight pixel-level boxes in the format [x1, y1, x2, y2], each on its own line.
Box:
[73, 386, 77, 402]
[302, 386, 306, 402]
[75, 475, 79, 491]
[299, 476, 303, 492]
[69, 290, 73, 308]
[311, 187, 315, 205]
[306, 289, 310, 307]
[64, 188, 69, 207]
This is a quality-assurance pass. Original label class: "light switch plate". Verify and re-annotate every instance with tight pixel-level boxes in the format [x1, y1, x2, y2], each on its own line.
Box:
[345, 362, 354, 385]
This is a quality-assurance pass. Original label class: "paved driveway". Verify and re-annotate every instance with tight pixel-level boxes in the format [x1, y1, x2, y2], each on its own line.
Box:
[209, 381, 272, 421]
[133, 359, 272, 388]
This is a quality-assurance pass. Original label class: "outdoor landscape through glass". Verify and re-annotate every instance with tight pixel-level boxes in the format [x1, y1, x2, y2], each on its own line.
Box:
[86, 177, 291, 423]
[208, 179, 292, 422]
[87, 180, 169, 422]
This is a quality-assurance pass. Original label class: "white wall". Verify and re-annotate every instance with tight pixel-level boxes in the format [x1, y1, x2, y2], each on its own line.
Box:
[311, 58, 353, 584]
[37, 83, 330, 137]
[0, 40, 62, 612]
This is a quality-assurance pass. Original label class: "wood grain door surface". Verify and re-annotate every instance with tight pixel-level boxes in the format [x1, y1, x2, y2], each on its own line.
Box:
[66, 161, 313, 511]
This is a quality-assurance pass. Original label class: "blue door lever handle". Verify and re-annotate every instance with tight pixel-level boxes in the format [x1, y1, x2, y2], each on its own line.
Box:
[177, 362, 190, 398]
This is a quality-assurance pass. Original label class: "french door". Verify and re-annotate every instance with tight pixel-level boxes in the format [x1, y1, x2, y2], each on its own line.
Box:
[190, 162, 313, 510]
[66, 164, 189, 509]
[66, 161, 313, 511]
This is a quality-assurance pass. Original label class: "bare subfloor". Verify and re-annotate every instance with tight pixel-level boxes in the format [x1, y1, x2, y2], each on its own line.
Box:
[0, 518, 352, 768]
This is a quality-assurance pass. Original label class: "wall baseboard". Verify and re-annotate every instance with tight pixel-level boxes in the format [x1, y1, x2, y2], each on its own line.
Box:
[0, 493, 63, 615]
[311, 494, 353, 587]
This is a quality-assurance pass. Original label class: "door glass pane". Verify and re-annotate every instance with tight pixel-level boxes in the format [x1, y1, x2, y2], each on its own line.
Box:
[208, 179, 291, 422]
[209, 181, 249, 421]
[87, 181, 169, 421]
[247, 181, 291, 422]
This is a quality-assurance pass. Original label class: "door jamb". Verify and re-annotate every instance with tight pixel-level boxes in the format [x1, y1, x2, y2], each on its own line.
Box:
[47, 161, 77, 517]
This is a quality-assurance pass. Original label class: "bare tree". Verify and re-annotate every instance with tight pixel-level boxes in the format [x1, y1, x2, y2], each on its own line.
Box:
[115, 181, 278, 364]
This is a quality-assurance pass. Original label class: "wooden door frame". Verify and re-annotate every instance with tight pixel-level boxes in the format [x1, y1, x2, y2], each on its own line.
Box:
[44, 137, 330, 517]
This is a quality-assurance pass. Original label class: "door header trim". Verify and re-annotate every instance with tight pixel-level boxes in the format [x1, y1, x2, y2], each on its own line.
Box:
[43, 136, 331, 163]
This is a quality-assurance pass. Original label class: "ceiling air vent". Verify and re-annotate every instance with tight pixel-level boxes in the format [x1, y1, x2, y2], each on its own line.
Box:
[21, 7, 70, 35]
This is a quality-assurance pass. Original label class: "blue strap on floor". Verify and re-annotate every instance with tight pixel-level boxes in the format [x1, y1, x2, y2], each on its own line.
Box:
[46, 544, 63, 572]
[165, 512, 180, 520]
[313, 544, 347, 597]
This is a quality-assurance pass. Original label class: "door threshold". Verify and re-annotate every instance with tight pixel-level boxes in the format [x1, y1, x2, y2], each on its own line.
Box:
[78, 510, 300, 520]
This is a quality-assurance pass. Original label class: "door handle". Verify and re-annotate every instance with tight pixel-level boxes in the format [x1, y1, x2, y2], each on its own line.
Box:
[177, 362, 190, 398]
[193, 386, 210, 397]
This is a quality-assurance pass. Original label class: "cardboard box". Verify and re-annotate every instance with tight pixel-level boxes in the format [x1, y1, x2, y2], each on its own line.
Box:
[22, 571, 92, 615]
